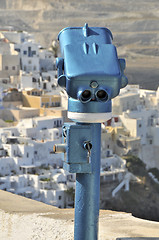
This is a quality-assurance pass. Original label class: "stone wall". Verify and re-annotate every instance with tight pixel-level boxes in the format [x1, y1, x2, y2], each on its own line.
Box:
[0, 190, 159, 240]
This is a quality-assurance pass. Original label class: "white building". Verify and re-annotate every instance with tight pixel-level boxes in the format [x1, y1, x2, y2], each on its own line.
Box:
[20, 72, 40, 90]
[0, 41, 20, 79]
[39, 49, 56, 72]
[14, 36, 56, 75]
[0, 115, 63, 174]
[19, 41, 40, 73]
[17, 116, 63, 138]
[112, 85, 140, 115]
[3, 30, 33, 45]
[114, 85, 159, 169]
[39, 169, 75, 208]
[41, 71, 57, 91]
[120, 108, 157, 145]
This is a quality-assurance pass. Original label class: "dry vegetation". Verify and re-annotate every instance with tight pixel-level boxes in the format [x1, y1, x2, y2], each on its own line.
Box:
[102, 155, 159, 221]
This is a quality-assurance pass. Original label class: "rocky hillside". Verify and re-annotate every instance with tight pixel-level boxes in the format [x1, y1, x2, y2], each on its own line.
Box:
[1, 0, 159, 88]
[101, 155, 159, 221]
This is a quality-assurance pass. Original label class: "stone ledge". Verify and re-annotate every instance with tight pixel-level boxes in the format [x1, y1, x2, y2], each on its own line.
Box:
[0, 190, 159, 240]
[117, 239, 159, 240]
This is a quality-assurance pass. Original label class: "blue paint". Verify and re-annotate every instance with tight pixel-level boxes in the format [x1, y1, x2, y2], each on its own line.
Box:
[57, 24, 128, 102]
[74, 123, 101, 240]
[62, 123, 93, 173]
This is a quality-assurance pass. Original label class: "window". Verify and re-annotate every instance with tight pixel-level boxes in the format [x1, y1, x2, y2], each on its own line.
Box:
[138, 124, 142, 128]
[5, 66, 8, 70]
[43, 83, 47, 89]
[106, 150, 110, 157]
[33, 66, 36, 71]
[55, 102, 60, 107]
[28, 47, 32, 57]
[27, 153, 29, 158]
[12, 66, 15, 70]
[32, 51, 36, 56]
[59, 196, 62, 200]
[15, 48, 20, 52]
[23, 50, 27, 55]
[53, 65, 56, 71]
[28, 60, 32, 64]
[57, 120, 60, 127]
[149, 139, 153, 144]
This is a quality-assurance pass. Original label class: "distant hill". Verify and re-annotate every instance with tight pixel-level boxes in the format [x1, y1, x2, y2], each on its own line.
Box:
[1, 0, 159, 89]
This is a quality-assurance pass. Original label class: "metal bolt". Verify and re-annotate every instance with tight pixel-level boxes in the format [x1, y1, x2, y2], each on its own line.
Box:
[53, 144, 67, 153]
[90, 81, 98, 88]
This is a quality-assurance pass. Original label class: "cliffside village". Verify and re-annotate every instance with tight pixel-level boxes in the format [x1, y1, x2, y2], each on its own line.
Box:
[0, 26, 159, 208]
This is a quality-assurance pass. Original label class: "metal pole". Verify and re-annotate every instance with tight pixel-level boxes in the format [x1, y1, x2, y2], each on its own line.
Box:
[74, 123, 101, 240]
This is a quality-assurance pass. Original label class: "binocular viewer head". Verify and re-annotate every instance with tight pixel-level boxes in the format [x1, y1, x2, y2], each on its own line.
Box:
[57, 23, 128, 104]
[56, 24, 128, 122]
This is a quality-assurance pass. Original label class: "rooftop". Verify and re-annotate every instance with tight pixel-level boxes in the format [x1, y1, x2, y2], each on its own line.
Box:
[118, 92, 139, 98]
[0, 190, 159, 240]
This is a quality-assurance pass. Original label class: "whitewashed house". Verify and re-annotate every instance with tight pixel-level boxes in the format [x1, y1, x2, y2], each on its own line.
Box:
[41, 71, 57, 91]
[113, 85, 159, 169]
[0, 38, 20, 79]
[20, 71, 57, 92]
[3, 31, 33, 45]
[0, 114, 63, 173]
[20, 72, 40, 90]
[112, 85, 140, 115]
[39, 169, 75, 208]
[20, 42, 40, 73]
[39, 49, 56, 72]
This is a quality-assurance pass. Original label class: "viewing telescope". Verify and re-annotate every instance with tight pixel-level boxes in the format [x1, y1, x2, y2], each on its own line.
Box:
[56, 23, 127, 122]
[55, 23, 128, 240]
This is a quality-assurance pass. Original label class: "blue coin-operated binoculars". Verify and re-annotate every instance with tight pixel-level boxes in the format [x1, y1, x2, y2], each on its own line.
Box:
[54, 24, 128, 240]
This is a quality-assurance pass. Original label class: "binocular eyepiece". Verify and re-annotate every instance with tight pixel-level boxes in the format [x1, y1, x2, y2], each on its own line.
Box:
[80, 90, 91, 103]
[79, 88, 109, 103]
[96, 89, 108, 102]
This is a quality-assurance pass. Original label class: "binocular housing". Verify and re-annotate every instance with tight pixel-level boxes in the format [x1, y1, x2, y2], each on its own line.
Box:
[57, 24, 128, 104]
